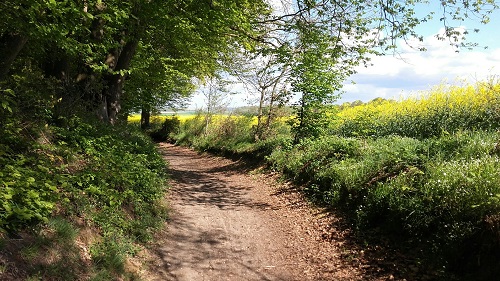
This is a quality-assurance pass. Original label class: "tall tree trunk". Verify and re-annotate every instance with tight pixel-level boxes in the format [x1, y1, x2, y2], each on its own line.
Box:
[106, 74, 123, 124]
[140, 104, 151, 130]
[264, 77, 283, 138]
[255, 88, 266, 141]
[0, 33, 28, 81]
[265, 92, 275, 136]
[294, 94, 307, 144]
[105, 40, 138, 124]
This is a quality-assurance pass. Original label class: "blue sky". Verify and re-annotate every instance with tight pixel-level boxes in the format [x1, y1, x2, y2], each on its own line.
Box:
[188, 1, 500, 109]
[339, 1, 500, 103]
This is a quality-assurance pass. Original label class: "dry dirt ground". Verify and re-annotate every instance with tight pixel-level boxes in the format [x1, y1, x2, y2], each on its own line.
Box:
[142, 143, 439, 281]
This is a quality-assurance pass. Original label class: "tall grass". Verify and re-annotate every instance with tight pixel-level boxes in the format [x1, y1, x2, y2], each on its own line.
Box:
[268, 131, 500, 277]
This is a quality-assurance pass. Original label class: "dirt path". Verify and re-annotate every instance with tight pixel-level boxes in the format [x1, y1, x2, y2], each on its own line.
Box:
[149, 144, 298, 281]
[142, 143, 421, 281]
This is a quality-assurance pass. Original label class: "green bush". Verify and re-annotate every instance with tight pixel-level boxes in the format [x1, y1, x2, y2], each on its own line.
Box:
[268, 132, 500, 252]
[52, 118, 168, 238]
[173, 111, 293, 160]
[0, 155, 61, 231]
[150, 116, 181, 142]
[173, 114, 206, 146]
[186, 115, 255, 154]
[1, 114, 169, 279]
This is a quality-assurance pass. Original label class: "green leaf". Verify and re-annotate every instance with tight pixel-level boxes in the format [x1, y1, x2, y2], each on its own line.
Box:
[45, 182, 58, 192]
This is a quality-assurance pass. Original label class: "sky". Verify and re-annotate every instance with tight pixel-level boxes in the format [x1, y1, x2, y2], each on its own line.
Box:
[188, 1, 500, 109]
[340, 1, 500, 104]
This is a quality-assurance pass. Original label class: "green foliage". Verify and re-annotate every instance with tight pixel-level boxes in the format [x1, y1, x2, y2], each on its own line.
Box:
[52, 117, 168, 240]
[193, 116, 255, 153]
[1, 114, 169, 279]
[1, 0, 273, 123]
[268, 131, 500, 275]
[1, 74, 63, 230]
[289, 19, 352, 142]
[173, 113, 293, 160]
[269, 135, 423, 205]
[173, 114, 208, 146]
[0, 66, 58, 151]
[0, 156, 60, 231]
[150, 116, 181, 142]
[90, 233, 135, 276]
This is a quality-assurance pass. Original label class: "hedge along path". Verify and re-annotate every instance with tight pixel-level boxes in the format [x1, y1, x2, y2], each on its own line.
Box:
[143, 143, 413, 281]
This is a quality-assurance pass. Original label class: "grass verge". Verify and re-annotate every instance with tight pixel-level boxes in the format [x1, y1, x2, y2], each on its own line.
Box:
[1, 116, 169, 280]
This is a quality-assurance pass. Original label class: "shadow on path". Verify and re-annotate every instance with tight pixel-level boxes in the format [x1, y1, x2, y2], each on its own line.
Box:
[148, 143, 295, 281]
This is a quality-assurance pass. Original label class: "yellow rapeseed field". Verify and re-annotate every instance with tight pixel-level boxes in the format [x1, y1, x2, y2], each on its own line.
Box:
[338, 83, 499, 121]
[332, 81, 500, 137]
[128, 114, 197, 124]
[128, 113, 263, 127]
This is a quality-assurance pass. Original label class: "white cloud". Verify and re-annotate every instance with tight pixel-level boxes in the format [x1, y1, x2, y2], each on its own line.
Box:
[340, 28, 500, 103]
[188, 26, 500, 108]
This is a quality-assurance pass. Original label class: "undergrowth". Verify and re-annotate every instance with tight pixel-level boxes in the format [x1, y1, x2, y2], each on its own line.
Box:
[1, 116, 169, 280]
[173, 113, 292, 160]
[268, 132, 500, 279]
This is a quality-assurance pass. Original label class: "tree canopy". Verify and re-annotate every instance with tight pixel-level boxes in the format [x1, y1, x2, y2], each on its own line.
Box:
[0, 0, 270, 124]
[0, 0, 496, 130]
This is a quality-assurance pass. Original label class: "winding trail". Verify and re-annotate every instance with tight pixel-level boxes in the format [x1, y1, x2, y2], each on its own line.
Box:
[142, 143, 421, 281]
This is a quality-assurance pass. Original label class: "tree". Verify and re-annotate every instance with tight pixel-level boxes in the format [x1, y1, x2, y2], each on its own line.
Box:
[247, 0, 498, 142]
[99, 0, 271, 124]
[0, 0, 496, 129]
[201, 75, 232, 136]
[233, 52, 291, 140]
[290, 17, 356, 141]
[0, 0, 272, 124]
[124, 44, 195, 129]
